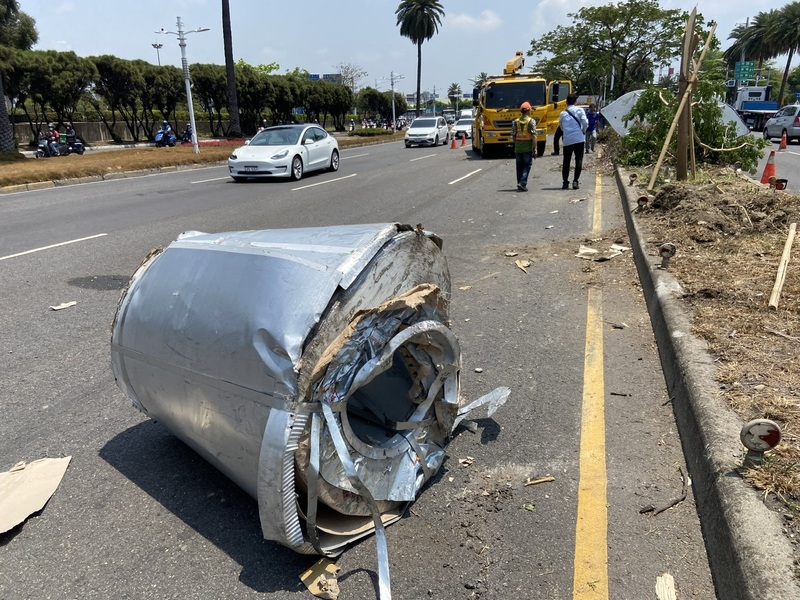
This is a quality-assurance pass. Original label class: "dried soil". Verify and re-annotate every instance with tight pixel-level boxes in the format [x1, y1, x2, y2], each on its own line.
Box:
[629, 165, 800, 527]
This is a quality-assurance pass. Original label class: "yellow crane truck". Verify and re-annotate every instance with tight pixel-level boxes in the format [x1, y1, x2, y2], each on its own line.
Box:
[471, 51, 572, 158]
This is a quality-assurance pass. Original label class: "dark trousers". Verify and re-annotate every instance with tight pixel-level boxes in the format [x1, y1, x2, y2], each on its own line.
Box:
[562, 142, 584, 184]
[515, 151, 533, 186]
[553, 126, 562, 153]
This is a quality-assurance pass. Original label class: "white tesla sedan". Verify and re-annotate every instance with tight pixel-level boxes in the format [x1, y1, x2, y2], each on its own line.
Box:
[228, 123, 340, 182]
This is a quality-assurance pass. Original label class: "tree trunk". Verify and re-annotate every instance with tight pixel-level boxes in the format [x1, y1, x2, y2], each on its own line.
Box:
[0, 73, 15, 152]
[415, 41, 422, 117]
[778, 49, 794, 109]
[222, 0, 242, 137]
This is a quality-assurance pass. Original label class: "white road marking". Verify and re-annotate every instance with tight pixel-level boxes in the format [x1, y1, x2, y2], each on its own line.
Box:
[0, 233, 108, 261]
[291, 173, 357, 191]
[191, 176, 230, 184]
[410, 154, 437, 162]
[448, 169, 483, 185]
[342, 153, 369, 160]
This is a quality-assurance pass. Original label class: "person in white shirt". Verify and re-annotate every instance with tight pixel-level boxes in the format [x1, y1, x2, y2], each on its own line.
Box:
[558, 94, 589, 190]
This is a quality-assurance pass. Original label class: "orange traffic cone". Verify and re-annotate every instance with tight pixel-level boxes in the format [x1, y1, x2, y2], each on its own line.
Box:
[461, 133, 467, 147]
[450, 135, 457, 149]
[779, 131, 788, 151]
[761, 150, 777, 184]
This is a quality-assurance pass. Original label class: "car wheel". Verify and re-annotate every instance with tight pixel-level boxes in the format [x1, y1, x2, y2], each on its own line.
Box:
[536, 140, 546, 158]
[763, 128, 770, 140]
[443, 133, 448, 145]
[329, 149, 339, 172]
[290, 155, 303, 181]
[405, 142, 411, 148]
[434, 135, 439, 146]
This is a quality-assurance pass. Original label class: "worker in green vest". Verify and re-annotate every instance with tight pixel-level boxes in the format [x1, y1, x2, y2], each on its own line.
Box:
[511, 101, 537, 191]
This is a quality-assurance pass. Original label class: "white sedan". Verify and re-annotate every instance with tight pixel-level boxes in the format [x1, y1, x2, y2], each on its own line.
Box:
[452, 117, 472, 139]
[404, 116, 450, 147]
[228, 124, 339, 182]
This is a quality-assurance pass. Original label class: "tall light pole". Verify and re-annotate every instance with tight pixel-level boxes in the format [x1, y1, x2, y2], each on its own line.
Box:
[151, 42, 163, 66]
[156, 17, 209, 154]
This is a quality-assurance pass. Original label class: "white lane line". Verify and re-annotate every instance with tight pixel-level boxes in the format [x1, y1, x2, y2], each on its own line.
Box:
[0, 233, 108, 261]
[410, 154, 437, 162]
[448, 169, 482, 185]
[291, 173, 357, 191]
[342, 153, 369, 160]
[191, 176, 230, 184]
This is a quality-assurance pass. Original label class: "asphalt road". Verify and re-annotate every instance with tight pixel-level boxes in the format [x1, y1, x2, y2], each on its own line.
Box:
[0, 142, 716, 599]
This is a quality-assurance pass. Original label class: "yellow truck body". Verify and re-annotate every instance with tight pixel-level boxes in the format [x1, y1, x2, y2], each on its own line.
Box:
[471, 52, 572, 157]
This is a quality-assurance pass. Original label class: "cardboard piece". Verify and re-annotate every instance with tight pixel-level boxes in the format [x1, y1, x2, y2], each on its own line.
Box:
[0, 456, 72, 534]
[300, 558, 341, 600]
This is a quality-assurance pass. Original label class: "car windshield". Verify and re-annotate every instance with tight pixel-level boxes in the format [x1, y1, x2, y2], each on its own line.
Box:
[250, 128, 301, 146]
[456, 119, 471, 126]
[409, 119, 437, 129]
[484, 81, 546, 109]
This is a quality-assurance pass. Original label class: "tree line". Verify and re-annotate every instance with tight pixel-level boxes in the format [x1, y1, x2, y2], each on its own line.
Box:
[0, 47, 367, 143]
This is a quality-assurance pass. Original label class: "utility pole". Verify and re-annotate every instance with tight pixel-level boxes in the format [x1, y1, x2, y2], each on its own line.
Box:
[388, 71, 405, 129]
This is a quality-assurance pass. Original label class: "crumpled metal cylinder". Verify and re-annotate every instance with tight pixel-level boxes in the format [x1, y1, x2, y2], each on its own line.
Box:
[111, 223, 474, 557]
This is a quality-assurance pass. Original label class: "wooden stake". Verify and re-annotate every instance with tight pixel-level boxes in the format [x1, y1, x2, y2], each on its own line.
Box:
[769, 222, 797, 310]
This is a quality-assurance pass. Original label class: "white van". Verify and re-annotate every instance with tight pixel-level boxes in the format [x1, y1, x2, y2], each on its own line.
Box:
[458, 108, 474, 119]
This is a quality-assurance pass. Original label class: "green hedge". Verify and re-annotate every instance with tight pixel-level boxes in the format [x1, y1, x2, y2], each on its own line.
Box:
[350, 128, 396, 138]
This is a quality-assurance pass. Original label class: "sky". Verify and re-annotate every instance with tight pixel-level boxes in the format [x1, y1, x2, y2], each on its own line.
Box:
[20, 0, 793, 99]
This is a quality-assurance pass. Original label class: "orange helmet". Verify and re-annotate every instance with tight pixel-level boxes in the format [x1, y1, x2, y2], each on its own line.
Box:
[520, 102, 531, 111]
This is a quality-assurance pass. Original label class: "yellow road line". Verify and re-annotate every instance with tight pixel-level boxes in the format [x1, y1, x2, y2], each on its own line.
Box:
[573, 174, 608, 598]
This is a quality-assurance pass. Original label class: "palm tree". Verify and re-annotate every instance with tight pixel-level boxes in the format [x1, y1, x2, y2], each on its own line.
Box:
[447, 82, 461, 113]
[396, 0, 445, 117]
[221, 0, 241, 137]
[470, 72, 489, 89]
[725, 11, 780, 72]
[769, 2, 800, 106]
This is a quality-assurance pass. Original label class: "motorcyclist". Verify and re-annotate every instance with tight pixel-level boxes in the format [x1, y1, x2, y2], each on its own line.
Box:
[156, 120, 174, 146]
[181, 122, 192, 143]
[64, 122, 77, 146]
[47, 123, 60, 156]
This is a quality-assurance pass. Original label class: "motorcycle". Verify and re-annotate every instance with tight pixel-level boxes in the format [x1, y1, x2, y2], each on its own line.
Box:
[155, 128, 176, 147]
[35, 134, 85, 158]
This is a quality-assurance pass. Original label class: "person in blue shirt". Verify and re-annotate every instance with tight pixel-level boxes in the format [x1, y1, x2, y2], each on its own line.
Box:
[584, 104, 598, 153]
[558, 94, 589, 190]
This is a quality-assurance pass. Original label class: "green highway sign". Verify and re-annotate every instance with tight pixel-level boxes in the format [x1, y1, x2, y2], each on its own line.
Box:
[734, 60, 755, 79]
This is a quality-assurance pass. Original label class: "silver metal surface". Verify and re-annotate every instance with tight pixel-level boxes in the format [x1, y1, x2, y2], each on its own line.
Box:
[111, 223, 508, 597]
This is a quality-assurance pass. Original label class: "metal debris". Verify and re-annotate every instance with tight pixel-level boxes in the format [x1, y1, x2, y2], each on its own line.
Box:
[110, 224, 509, 600]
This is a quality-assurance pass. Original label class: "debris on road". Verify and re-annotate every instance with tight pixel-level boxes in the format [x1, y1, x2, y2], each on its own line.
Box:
[111, 223, 509, 600]
[514, 259, 531, 272]
[524, 475, 555, 486]
[655, 572, 677, 600]
[0, 456, 71, 534]
[639, 466, 689, 516]
[300, 558, 341, 600]
[49, 301, 76, 311]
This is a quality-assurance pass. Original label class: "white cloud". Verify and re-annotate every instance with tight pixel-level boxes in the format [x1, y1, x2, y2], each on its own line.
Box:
[447, 10, 503, 32]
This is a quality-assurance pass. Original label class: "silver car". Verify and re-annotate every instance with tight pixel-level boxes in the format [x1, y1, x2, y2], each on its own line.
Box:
[404, 116, 450, 147]
[763, 105, 800, 143]
[452, 117, 473, 139]
[228, 124, 339, 181]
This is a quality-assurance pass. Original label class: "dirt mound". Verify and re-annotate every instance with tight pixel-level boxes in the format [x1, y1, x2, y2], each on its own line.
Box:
[634, 166, 800, 512]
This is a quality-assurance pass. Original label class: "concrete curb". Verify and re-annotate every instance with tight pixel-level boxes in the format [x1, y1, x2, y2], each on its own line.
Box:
[0, 161, 229, 194]
[614, 167, 799, 600]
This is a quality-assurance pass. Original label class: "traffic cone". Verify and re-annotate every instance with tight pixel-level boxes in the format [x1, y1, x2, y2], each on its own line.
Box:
[761, 150, 777, 184]
[450, 135, 457, 149]
[779, 131, 787, 151]
[461, 133, 467, 147]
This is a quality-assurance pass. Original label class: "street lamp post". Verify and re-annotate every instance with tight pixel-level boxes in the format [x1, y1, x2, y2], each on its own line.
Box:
[151, 42, 163, 66]
[156, 17, 209, 154]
